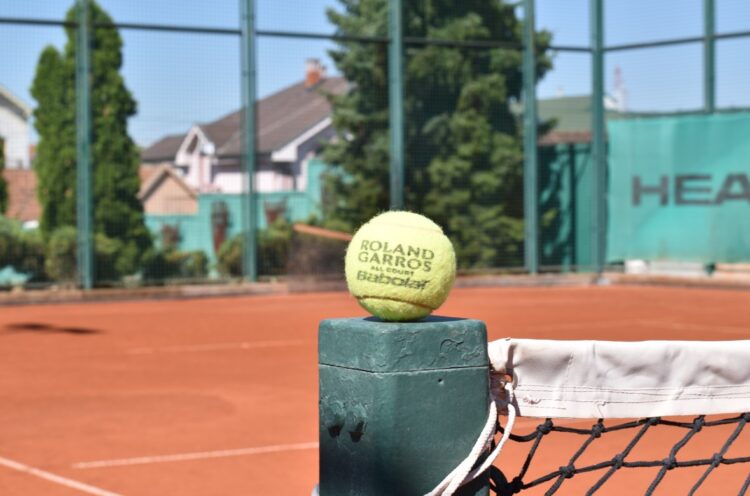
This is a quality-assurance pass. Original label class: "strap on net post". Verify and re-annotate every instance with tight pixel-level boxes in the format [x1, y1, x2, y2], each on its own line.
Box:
[426, 378, 518, 496]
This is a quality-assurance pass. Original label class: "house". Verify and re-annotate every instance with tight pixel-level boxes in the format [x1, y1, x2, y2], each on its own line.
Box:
[2, 168, 39, 228]
[0, 85, 31, 169]
[141, 60, 347, 202]
[139, 60, 346, 259]
[138, 164, 198, 215]
[532, 95, 625, 145]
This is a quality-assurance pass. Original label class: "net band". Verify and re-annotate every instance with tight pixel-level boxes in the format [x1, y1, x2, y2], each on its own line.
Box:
[489, 338, 750, 418]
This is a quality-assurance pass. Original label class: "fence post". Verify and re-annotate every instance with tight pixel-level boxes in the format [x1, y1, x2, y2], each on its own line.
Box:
[318, 317, 490, 495]
[240, 0, 258, 281]
[522, 0, 539, 274]
[590, 0, 606, 275]
[388, 0, 405, 210]
[75, 0, 94, 289]
[703, 0, 715, 113]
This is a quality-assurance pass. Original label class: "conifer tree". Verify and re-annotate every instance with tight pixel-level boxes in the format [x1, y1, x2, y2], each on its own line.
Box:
[32, 0, 150, 274]
[323, 0, 551, 268]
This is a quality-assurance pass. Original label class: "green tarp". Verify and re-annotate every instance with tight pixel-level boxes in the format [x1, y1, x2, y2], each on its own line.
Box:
[607, 112, 750, 263]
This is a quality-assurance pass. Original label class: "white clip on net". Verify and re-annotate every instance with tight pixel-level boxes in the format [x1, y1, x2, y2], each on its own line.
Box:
[425, 374, 517, 496]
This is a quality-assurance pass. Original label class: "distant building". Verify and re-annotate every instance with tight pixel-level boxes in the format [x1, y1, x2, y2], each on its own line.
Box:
[138, 164, 198, 215]
[519, 94, 624, 146]
[141, 60, 347, 204]
[0, 85, 31, 169]
[527, 67, 628, 145]
[2, 168, 39, 228]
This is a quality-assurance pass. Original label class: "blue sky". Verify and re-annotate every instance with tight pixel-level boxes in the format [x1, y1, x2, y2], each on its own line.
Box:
[0, 0, 748, 147]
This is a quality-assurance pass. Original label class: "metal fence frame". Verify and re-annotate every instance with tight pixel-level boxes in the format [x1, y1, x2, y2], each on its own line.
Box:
[3, 0, 750, 288]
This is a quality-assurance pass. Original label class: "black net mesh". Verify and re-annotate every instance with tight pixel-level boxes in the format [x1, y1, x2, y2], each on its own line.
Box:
[490, 413, 750, 495]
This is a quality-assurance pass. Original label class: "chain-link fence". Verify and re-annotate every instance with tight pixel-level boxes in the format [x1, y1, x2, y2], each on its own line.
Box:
[1, 0, 749, 289]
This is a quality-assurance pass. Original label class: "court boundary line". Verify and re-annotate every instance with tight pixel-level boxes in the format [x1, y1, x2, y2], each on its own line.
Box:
[72, 442, 319, 469]
[0, 456, 122, 496]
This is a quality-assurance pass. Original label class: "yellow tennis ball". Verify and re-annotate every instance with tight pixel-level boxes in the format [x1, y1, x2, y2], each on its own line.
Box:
[345, 211, 456, 321]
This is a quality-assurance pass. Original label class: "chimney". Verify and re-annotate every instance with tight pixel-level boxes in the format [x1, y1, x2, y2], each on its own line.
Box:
[305, 58, 326, 89]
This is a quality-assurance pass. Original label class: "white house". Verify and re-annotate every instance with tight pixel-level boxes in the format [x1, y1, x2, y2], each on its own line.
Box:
[141, 60, 347, 199]
[0, 85, 31, 169]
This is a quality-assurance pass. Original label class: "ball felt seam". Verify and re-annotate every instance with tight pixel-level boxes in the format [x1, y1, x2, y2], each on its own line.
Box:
[344, 211, 456, 321]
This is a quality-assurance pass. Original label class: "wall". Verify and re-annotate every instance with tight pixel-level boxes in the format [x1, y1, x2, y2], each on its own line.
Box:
[144, 158, 328, 263]
[607, 112, 750, 263]
[142, 174, 198, 215]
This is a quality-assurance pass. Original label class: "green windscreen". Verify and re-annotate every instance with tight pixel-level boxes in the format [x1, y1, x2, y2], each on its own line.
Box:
[607, 112, 750, 264]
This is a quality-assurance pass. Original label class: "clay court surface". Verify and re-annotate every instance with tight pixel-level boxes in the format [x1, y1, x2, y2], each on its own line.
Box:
[1, 285, 748, 495]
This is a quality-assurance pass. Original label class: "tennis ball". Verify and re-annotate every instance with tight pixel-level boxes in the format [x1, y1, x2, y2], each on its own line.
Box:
[345, 211, 456, 321]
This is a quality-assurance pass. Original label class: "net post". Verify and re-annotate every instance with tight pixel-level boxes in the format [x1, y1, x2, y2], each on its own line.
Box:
[75, 0, 94, 289]
[318, 317, 490, 495]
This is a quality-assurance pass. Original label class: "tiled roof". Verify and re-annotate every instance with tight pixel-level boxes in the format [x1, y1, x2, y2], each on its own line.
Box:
[141, 77, 348, 161]
[141, 134, 185, 163]
[138, 164, 196, 201]
[3, 169, 39, 222]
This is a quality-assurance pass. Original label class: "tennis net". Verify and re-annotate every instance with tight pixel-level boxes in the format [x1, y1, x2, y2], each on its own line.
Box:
[316, 320, 750, 496]
[477, 338, 750, 496]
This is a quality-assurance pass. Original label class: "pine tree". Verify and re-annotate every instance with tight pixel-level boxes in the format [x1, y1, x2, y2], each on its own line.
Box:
[323, 0, 551, 268]
[31, 0, 150, 274]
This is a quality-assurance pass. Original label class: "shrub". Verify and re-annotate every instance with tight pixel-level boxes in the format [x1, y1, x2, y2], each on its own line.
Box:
[258, 218, 292, 276]
[44, 226, 78, 282]
[0, 217, 46, 281]
[286, 234, 346, 276]
[217, 219, 293, 278]
[216, 234, 243, 277]
[44, 227, 148, 284]
[142, 248, 208, 281]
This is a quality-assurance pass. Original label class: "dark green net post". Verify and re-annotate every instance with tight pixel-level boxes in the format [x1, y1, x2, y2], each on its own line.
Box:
[318, 317, 490, 495]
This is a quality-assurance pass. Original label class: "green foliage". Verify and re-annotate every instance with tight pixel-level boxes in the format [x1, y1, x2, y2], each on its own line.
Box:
[0, 138, 7, 214]
[142, 248, 208, 281]
[42, 226, 151, 283]
[287, 234, 347, 276]
[31, 0, 151, 276]
[217, 219, 293, 278]
[31, 46, 76, 233]
[44, 226, 78, 282]
[258, 219, 292, 276]
[160, 224, 181, 250]
[216, 234, 243, 278]
[0, 218, 46, 279]
[323, 0, 552, 268]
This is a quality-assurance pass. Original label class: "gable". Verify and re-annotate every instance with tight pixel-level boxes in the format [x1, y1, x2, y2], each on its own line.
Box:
[138, 165, 197, 215]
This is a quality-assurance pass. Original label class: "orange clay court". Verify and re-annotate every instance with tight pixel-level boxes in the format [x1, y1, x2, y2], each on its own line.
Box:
[1, 285, 749, 495]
